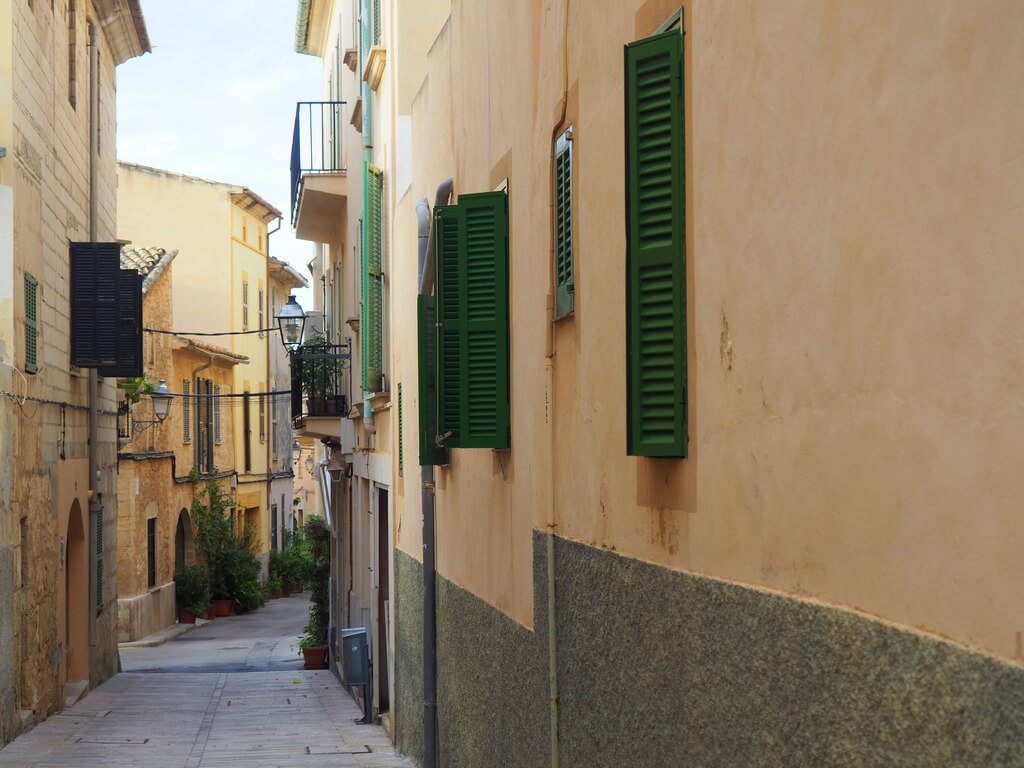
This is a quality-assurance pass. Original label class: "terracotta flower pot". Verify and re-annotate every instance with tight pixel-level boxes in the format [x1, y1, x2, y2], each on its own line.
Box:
[269, 590, 283, 600]
[302, 645, 329, 670]
[212, 598, 233, 617]
[199, 609, 215, 621]
[178, 607, 196, 625]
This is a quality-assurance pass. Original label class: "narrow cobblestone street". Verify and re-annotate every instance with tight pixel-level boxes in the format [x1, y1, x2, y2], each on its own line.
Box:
[0, 597, 409, 767]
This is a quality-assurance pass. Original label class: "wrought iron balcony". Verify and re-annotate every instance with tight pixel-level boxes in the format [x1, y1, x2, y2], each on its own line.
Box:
[290, 340, 350, 423]
[290, 101, 347, 226]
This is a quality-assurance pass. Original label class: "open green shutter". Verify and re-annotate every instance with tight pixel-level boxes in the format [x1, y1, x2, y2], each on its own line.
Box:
[24, 274, 38, 374]
[434, 205, 462, 448]
[417, 295, 447, 465]
[95, 511, 104, 612]
[362, 162, 384, 392]
[554, 129, 574, 317]
[458, 192, 510, 449]
[625, 30, 687, 457]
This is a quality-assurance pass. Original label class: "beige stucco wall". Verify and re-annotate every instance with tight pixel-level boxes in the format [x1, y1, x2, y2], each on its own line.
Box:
[0, 0, 126, 740]
[389, 0, 1024, 663]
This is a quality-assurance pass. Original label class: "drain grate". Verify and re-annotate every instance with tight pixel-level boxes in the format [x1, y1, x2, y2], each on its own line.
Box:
[76, 737, 150, 744]
[306, 745, 372, 755]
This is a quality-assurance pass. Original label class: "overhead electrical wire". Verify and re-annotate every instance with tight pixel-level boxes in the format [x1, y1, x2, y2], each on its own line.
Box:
[144, 326, 283, 336]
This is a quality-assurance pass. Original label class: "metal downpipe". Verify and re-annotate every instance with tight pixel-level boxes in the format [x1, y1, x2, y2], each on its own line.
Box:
[87, 20, 101, 649]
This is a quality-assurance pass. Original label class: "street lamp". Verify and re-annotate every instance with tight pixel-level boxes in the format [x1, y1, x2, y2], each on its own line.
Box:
[150, 380, 173, 422]
[292, 440, 301, 461]
[277, 294, 306, 351]
[305, 455, 314, 475]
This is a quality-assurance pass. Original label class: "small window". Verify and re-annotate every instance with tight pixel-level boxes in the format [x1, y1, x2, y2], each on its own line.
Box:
[182, 380, 191, 443]
[257, 286, 264, 338]
[67, 0, 77, 109]
[554, 126, 574, 318]
[24, 274, 38, 373]
[258, 388, 266, 444]
[147, 518, 157, 589]
[214, 385, 222, 444]
[242, 280, 249, 330]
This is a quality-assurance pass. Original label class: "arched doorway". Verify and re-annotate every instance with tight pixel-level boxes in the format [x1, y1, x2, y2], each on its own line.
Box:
[65, 500, 88, 683]
[175, 509, 193, 572]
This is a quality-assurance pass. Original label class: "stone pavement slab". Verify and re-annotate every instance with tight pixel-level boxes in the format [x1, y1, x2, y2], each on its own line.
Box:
[0, 670, 411, 768]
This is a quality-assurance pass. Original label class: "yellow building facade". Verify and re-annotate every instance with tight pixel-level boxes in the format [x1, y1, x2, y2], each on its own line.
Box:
[0, 0, 149, 746]
[114, 248, 245, 641]
[117, 164, 290, 574]
[292, 0, 1024, 765]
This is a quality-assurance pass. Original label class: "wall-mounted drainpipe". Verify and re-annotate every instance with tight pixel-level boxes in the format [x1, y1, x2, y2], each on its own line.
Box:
[359, 0, 375, 436]
[87, 20, 101, 649]
[420, 177, 452, 768]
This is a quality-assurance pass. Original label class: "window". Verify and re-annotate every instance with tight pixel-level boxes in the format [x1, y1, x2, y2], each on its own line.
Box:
[147, 518, 157, 589]
[67, 0, 77, 108]
[258, 388, 266, 444]
[243, 391, 252, 472]
[554, 126, 575, 318]
[418, 191, 510, 457]
[271, 399, 278, 459]
[362, 162, 384, 392]
[242, 280, 249, 330]
[270, 286, 277, 328]
[182, 380, 191, 443]
[257, 286, 264, 337]
[625, 28, 687, 457]
[24, 274, 38, 374]
[214, 385, 222, 444]
[271, 503, 278, 552]
[95, 509, 103, 613]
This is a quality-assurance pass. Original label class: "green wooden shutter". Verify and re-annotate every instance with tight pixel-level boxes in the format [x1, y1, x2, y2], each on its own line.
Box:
[625, 30, 687, 457]
[417, 295, 446, 465]
[362, 162, 384, 392]
[397, 383, 404, 476]
[459, 192, 510, 449]
[24, 274, 38, 374]
[554, 128, 575, 317]
[373, 0, 381, 44]
[434, 205, 462, 447]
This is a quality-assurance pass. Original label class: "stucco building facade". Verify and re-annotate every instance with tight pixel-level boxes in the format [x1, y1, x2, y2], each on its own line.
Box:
[0, 0, 149, 746]
[116, 163, 293, 577]
[310, 0, 1024, 765]
[114, 247, 245, 641]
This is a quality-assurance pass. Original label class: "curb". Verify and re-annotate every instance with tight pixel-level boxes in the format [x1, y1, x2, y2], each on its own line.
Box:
[118, 620, 200, 649]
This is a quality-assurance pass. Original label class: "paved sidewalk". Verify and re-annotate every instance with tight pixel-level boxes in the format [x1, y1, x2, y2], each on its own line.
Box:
[0, 670, 410, 768]
[1, 597, 409, 767]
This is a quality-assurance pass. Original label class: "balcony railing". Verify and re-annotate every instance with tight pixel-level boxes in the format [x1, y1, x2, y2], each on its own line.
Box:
[290, 101, 347, 226]
[290, 341, 351, 423]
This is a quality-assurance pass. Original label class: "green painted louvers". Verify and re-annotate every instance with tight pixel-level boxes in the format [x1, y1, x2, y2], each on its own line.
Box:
[554, 128, 575, 318]
[420, 191, 511, 453]
[625, 30, 687, 457]
[417, 295, 447, 466]
[362, 162, 384, 393]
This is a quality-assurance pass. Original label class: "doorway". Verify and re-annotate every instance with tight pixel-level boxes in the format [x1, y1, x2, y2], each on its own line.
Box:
[175, 508, 193, 572]
[375, 487, 390, 712]
[65, 500, 89, 683]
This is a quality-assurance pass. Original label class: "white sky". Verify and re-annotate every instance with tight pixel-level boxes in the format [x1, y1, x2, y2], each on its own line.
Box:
[116, 0, 321, 310]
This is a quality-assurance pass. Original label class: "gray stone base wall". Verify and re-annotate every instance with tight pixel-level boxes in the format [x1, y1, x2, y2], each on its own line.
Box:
[394, 534, 1024, 768]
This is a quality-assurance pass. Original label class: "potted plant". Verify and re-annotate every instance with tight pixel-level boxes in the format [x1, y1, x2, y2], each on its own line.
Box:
[266, 576, 283, 600]
[298, 334, 346, 416]
[298, 515, 330, 669]
[174, 564, 210, 624]
[192, 479, 265, 616]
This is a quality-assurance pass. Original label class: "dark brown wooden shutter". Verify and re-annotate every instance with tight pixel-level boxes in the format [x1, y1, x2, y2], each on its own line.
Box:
[98, 269, 143, 377]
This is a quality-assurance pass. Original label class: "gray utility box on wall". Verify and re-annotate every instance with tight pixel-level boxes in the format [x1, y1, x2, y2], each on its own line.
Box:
[341, 627, 369, 686]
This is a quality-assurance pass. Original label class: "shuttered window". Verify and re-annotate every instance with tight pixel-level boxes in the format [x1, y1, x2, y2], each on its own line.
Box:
[554, 127, 575, 318]
[242, 281, 249, 330]
[362, 162, 384, 392]
[373, 0, 381, 44]
[259, 388, 266, 443]
[625, 30, 687, 457]
[24, 274, 38, 374]
[98, 270, 144, 378]
[433, 192, 510, 450]
[95, 511, 104, 613]
[70, 242, 120, 368]
[397, 383, 403, 477]
[214, 385, 222, 444]
[258, 286, 265, 338]
[182, 380, 191, 443]
[417, 295, 445, 466]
